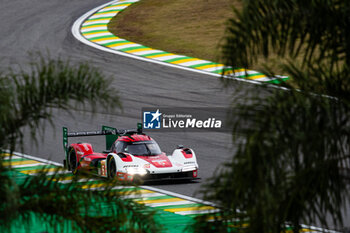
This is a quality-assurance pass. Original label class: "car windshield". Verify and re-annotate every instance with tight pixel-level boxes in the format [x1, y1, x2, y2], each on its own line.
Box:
[124, 141, 162, 156]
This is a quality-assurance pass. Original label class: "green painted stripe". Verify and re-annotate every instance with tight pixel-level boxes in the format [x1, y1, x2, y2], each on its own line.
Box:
[142, 52, 169, 57]
[213, 68, 232, 74]
[190, 62, 217, 68]
[246, 73, 266, 78]
[186, 213, 219, 218]
[120, 45, 148, 52]
[88, 35, 119, 40]
[233, 74, 265, 79]
[211, 69, 224, 74]
[81, 23, 108, 28]
[266, 78, 288, 84]
[116, 1, 137, 4]
[114, 187, 144, 192]
[100, 40, 130, 46]
[85, 17, 113, 22]
[94, 9, 123, 14]
[163, 56, 193, 63]
[4, 158, 31, 162]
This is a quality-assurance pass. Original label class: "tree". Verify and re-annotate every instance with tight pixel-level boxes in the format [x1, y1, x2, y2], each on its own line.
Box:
[0, 56, 159, 232]
[194, 0, 350, 232]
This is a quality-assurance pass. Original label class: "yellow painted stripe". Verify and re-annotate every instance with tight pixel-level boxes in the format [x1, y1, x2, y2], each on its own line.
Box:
[81, 25, 106, 30]
[233, 68, 248, 73]
[94, 10, 120, 15]
[247, 74, 267, 80]
[126, 48, 153, 53]
[164, 206, 215, 212]
[85, 18, 111, 23]
[81, 183, 108, 189]
[82, 31, 109, 36]
[137, 198, 184, 204]
[146, 53, 173, 59]
[195, 64, 224, 70]
[170, 58, 199, 64]
[107, 42, 134, 48]
[284, 229, 314, 233]
[3, 160, 42, 166]
[20, 167, 64, 174]
[91, 37, 120, 42]
[0, 153, 11, 157]
[102, 3, 131, 10]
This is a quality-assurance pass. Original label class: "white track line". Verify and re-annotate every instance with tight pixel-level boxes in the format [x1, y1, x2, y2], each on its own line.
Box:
[140, 185, 219, 207]
[2, 155, 22, 160]
[11, 163, 45, 168]
[5, 150, 63, 167]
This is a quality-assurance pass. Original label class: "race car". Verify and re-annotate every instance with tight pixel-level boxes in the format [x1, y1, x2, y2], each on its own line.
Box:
[62, 123, 198, 181]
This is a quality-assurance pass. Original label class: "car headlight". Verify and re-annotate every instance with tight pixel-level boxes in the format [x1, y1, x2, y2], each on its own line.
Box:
[126, 167, 148, 176]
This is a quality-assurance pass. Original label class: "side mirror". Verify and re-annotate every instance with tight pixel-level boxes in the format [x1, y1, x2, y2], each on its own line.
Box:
[177, 145, 184, 149]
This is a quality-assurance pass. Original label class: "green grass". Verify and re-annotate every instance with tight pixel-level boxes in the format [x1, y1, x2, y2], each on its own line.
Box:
[107, 0, 295, 81]
[108, 0, 238, 63]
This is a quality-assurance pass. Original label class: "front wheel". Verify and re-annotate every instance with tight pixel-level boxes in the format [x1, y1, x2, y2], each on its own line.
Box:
[107, 156, 117, 179]
[68, 147, 78, 175]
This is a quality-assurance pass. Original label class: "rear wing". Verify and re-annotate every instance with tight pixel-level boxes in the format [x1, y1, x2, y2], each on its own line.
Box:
[63, 123, 143, 158]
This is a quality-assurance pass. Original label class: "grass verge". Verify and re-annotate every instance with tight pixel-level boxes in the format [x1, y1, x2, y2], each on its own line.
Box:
[108, 0, 239, 63]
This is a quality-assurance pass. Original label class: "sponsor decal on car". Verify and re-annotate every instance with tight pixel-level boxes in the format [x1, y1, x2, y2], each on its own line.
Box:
[77, 151, 84, 155]
[100, 160, 107, 177]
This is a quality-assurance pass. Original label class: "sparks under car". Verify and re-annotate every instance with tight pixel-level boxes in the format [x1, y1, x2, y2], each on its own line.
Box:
[62, 124, 198, 181]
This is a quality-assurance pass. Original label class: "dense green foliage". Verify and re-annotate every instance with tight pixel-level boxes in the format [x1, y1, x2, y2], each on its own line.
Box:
[195, 0, 350, 232]
[0, 57, 159, 232]
[0, 170, 159, 233]
[0, 57, 121, 150]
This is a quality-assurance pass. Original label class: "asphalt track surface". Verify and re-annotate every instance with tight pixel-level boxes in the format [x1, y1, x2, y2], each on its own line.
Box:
[1, 0, 264, 198]
[3, 0, 350, 230]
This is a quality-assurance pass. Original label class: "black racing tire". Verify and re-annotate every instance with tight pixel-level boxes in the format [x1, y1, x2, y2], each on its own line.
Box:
[68, 147, 79, 175]
[107, 156, 117, 179]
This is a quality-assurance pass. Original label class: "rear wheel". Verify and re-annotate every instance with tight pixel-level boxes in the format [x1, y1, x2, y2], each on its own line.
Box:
[108, 156, 117, 179]
[68, 148, 78, 174]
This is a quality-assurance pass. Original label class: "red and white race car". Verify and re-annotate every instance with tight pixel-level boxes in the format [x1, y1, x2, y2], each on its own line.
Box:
[62, 124, 198, 181]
